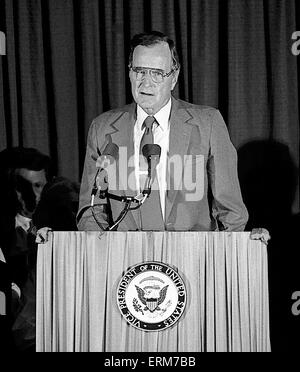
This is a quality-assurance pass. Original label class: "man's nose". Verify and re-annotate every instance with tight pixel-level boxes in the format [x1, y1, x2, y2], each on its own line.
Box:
[141, 71, 155, 86]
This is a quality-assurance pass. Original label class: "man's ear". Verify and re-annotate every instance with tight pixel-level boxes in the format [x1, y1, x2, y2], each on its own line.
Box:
[129, 68, 134, 82]
[171, 69, 179, 90]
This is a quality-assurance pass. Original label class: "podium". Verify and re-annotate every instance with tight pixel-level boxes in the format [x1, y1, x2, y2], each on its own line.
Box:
[36, 231, 271, 352]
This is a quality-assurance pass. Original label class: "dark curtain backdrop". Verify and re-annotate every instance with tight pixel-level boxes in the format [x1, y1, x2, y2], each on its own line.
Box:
[0, 0, 299, 212]
[1, 0, 300, 352]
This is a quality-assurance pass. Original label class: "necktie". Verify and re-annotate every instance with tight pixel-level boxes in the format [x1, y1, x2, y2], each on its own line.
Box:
[140, 116, 155, 153]
[139, 116, 164, 230]
[139, 116, 156, 190]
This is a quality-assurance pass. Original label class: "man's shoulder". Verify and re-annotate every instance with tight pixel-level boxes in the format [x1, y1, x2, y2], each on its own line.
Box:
[176, 98, 224, 128]
[176, 98, 220, 116]
[91, 103, 134, 126]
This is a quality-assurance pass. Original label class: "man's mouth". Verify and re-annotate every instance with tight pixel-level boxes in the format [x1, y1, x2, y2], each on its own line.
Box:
[140, 92, 154, 96]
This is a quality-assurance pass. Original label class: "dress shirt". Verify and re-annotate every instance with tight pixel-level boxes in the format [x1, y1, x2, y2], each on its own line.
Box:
[15, 213, 32, 233]
[134, 98, 171, 220]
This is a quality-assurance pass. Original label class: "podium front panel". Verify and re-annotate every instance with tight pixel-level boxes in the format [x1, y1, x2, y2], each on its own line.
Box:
[36, 231, 271, 352]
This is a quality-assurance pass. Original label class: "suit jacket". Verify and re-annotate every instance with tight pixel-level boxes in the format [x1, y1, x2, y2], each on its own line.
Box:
[77, 97, 248, 231]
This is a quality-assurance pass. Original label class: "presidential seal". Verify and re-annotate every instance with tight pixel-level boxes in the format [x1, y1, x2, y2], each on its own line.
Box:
[117, 262, 187, 331]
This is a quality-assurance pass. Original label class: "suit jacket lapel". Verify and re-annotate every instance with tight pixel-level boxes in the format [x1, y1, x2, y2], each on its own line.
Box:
[165, 98, 196, 224]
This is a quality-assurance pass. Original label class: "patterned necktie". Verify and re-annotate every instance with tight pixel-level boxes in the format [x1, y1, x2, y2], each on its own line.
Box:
[139, 116, 156, 190]
[140, 116, 156, 154]
[139, 116, 164, 230]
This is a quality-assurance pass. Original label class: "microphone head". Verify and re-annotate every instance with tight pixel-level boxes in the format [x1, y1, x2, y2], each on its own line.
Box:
[142, 144, 161, 159]
[102, 142, 119, 159]
[96, 143, 119, 168]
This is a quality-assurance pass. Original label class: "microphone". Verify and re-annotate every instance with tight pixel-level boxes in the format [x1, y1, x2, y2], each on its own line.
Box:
[142, 144, 161, 195]
[95, 170, 109, 198]
[91, 143, 119, 205]
[96, 143, 119, 169]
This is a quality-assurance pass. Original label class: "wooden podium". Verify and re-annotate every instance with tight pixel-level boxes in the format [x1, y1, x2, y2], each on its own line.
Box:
[36, 231, 271, 352]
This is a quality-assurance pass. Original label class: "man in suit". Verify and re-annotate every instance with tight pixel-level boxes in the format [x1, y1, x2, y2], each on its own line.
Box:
[0, 147, 51, 351]
[77, 31, 248, 232]
[0, 147, 50, 289]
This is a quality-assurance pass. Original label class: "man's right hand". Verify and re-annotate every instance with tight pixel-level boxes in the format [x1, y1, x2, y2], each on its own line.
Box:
[35, 227, 53, 244]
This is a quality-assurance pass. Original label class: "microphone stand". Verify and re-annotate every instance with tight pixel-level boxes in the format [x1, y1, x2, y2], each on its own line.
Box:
[90, 175, 150, 231]
[105, 187, 150, 231]
[91, 145, 160, 231]
[105, 151, 162, 231]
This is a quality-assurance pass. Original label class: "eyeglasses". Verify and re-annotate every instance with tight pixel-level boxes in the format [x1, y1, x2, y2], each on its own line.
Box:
[129, 66, 176, 83]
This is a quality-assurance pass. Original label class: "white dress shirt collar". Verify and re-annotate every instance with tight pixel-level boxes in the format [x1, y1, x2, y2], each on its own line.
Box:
[136, 98, 172, 131]
[15, 213, 32, 232]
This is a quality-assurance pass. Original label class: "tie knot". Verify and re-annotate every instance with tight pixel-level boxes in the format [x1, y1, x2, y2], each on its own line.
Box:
[142, 116, 156, 131]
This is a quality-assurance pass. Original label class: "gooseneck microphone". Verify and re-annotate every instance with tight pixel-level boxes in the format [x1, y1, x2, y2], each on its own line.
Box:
[106, 144, 161, 231]
[141, 144, 161, 196]
[90, 142, 161, 231]
[91, 142, 119, 206]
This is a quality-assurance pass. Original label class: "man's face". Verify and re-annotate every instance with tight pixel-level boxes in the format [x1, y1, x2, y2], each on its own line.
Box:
[129, 42, 179, 115]
[15, 168, 47, 217]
